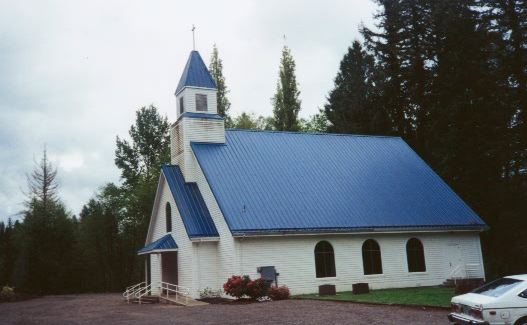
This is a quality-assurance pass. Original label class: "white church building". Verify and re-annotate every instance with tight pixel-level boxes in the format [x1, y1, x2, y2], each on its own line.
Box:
[138, 50, 487, 299]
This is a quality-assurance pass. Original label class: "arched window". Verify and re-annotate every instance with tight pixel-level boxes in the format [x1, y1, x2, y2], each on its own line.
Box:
[406, 238, 426, 272]
[165, 203, 172, 233]
[314, 241, 336, 278]
[362, 239, 382, 275]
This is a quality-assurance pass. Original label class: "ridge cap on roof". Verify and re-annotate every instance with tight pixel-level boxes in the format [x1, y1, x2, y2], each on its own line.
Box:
[224, 128, 402, 139]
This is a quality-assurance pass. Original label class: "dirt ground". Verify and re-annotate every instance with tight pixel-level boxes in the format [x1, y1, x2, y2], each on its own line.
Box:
[0, 293, 450, 325]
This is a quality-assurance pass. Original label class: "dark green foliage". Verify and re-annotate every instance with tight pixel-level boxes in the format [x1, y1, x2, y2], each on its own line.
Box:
[325, 41, 388, 134]
[209, 44, 231, 120]
[230, 112, 274, 130]
[272, 46, 302, 131]
[0, 219, 17, 286]
[15, 150, 81, 294]
[300, 110, 329, 133]
[115, 105, 170, 186]
[328, 0, 527, 278]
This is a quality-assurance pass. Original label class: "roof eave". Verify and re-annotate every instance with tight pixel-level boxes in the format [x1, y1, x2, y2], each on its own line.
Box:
[231, 225, 488, 237]
[137, 248, 179, 256]
[175, 85, 217, 96]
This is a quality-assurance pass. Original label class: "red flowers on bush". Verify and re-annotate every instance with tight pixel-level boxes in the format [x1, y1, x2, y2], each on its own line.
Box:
[223, 275, 288, 300]
[223, 275, 251, 299]
[246, 278, 270, 300]
[267, 285, 290, 300]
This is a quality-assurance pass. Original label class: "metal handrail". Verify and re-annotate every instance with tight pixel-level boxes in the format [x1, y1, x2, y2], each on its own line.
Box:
[159, 281, 190, 305]
[124, 282, 145, 296]
[134, 283, 153, 304]
[123, 282, 146, 303]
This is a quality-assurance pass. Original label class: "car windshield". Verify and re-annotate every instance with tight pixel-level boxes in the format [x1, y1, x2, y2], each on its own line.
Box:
[473, 278, 523, 297]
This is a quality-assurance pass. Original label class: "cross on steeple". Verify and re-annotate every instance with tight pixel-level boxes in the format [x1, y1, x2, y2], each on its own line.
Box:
[191, 24, 196, 50]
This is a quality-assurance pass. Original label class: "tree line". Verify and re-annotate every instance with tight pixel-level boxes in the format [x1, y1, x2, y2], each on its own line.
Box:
[1, 0, 525, 293]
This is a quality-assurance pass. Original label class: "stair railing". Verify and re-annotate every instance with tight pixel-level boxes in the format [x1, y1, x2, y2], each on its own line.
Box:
[123, 282, 146, 303]
[448, 264, 465, 284]
[134, 282, 153, 305]
[159, 281, 190, 306]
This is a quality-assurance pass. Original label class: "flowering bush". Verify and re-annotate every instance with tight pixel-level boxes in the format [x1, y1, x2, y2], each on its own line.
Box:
[223, 275, 251, 299]
[246, 278, 270, 300]
[267, 285, 290, 300]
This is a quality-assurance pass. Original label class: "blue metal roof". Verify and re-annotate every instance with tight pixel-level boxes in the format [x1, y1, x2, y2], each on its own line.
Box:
[191, 130, 487, 235]
[138, 234, 177, 254]
[175, 51, 217, 95]
[162, 165, 219, 238]
[176, 112, 223, 122]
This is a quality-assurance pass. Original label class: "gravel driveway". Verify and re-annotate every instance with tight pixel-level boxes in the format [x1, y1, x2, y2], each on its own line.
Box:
[0, 293, 449, 325]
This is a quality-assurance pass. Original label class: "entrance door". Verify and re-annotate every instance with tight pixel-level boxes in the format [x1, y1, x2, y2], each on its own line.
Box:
[447, 243, 463, 277]
[161, 252, 178, 285]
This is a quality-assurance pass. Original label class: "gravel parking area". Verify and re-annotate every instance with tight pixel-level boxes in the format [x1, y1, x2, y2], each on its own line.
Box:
[0, 293, 449, 325]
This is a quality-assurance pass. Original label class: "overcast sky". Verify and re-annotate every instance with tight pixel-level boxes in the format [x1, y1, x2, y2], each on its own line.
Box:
[0, 0, 378, 222]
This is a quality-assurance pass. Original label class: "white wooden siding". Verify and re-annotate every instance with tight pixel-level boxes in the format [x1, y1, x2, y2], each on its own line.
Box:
[236, 232, 485, 295]
[148, 176, 195, 295]
[176, 87, 218, 117]
[170, 117, 224, 182]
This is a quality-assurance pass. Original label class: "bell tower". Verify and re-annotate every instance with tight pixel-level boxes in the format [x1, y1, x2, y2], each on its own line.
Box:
[170, 50, 225, 182]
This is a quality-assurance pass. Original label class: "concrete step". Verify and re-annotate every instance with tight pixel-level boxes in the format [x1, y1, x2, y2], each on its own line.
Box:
[130, 295, 160, 304]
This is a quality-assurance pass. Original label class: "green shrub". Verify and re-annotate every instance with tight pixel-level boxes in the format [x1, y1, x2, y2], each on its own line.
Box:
[199, 287, 222, 299]
[268, 285, 290, 300]
[0, 286, 15, 302]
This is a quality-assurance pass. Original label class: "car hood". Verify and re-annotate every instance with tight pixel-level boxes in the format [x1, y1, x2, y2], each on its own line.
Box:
[452, 293, 496, 307]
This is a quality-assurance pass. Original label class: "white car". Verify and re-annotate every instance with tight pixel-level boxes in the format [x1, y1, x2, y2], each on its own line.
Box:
[449, 275, 527, 325]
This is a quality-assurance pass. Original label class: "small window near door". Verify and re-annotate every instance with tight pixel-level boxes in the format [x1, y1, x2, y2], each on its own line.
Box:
[179, 97, 185, 114]
[406, 238, 426, 272]
[314, 241, 336, 278]
[196, 94, 208, 111]
[165, 202, 172, 233]
[362, 239, 383, 275]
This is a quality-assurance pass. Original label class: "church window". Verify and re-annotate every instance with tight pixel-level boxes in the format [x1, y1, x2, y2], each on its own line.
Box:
[362, 239, 383, 275]
[165, 202, 172, 233]
[314, 241, 336, 278]
[196, 94, 208, 111]
[406, 238, 426, 272]
[179, 97, 185, 114]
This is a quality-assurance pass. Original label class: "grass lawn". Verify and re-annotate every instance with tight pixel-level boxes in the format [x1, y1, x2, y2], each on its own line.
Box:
[295, 286, 455, 308]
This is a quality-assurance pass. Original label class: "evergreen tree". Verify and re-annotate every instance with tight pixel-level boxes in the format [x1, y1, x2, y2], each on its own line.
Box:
[209, 44, 232, 122]
[362, 0, 408, 137]
[78, 184, 125, 292]
[272, 46, 302, 131]
[325, 41, 388, 134]
[17, 149, 80, 293]
[0, 218, 17, 285]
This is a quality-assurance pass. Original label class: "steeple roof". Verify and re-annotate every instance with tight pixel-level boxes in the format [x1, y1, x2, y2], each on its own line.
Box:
[175, 50, 217, 95]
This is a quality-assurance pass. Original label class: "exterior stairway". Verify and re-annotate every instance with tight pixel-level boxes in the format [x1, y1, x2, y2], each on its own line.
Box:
[123, 281, 200, 306]
[129, 295, 159, 304]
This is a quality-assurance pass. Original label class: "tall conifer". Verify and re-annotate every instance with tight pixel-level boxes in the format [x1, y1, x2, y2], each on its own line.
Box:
[272, 46, 302, 131]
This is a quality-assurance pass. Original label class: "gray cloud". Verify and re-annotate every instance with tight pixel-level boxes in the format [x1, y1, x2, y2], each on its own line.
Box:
[0, 0, 376, 222]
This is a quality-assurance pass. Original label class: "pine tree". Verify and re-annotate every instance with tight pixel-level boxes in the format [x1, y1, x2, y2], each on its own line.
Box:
[325, 41, 388, 134]
[26, 148, 58, 208]
[362, 0, 408, 137]
[209, 44, 231, 122]
[272, 46, 302, 131]
[18, 149, 80, 293]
